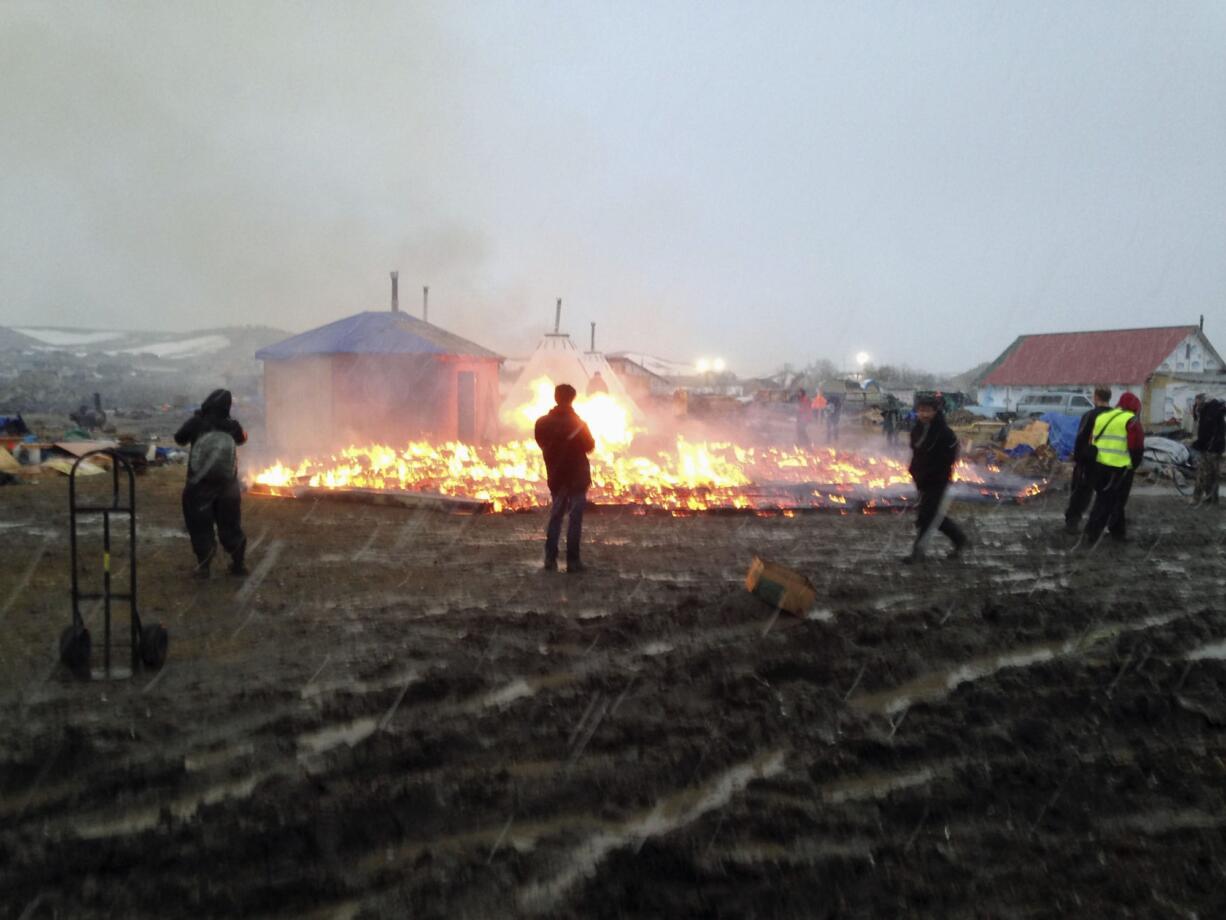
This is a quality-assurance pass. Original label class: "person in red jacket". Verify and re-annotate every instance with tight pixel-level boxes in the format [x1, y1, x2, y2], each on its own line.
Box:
[1081, 391, 1145, 547]
[534, 384, 596, 572]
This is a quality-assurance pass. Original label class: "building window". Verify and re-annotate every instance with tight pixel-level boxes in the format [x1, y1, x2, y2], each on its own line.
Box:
[1186, 344, 1192, 359]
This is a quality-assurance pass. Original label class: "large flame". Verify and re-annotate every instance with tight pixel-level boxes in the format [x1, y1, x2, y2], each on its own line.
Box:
[252, 383, 1041, 512]
[507, 376, 638, 451]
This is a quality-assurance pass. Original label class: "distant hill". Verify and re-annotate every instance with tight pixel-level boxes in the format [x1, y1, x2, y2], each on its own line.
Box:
[0, 324, 293, 414]
[7, 324, 290, 361]
[0, 326, 42, 350]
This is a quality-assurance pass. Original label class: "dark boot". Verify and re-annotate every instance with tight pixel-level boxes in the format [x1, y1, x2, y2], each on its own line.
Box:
[229, 539, 249, 576]
[566, 557, 585, 574]
[543, 556, 558, 572]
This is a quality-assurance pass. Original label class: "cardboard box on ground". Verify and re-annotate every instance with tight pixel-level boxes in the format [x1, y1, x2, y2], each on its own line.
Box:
[745, 555, 818, 616]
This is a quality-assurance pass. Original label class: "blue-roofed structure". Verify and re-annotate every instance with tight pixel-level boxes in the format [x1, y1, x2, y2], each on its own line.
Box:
[257, 309, 503, 452]
[255, 311, 501, 361]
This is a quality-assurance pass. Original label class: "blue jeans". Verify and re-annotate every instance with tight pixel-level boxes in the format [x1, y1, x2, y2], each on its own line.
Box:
[545, 489, 586, 563]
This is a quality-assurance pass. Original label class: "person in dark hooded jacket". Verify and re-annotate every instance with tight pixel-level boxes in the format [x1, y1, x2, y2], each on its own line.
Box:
[1191, 394, 1225, 505]
[174, 389, 248, 578]
[904, 394, 968, 563]
[534, 383, 596, 572]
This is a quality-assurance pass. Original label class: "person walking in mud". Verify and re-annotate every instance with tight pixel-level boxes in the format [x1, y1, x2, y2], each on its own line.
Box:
[904, 394, 968, 563]
[1064, 386, 1113, 534]
[1190, 393, 1225, 505]
[534, 383, 596, 573]
[1080, 391, 1145, 548]
[174, 389, 248, 578]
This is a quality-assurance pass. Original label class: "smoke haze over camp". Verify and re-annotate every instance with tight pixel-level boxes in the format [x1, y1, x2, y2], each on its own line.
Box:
[2, 1, 1224, 375]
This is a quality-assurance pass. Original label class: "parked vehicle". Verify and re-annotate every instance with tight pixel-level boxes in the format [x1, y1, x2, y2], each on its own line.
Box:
[1014, 392, 1095, 419]
[913, 390, 969, 413]
[961, 405, 1012, 421]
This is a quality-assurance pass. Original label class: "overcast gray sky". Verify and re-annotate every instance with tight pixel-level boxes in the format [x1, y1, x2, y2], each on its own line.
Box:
[2, 1, 1223, 375]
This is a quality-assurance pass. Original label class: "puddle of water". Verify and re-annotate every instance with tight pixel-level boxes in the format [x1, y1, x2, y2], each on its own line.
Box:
[576, 608, 612, 620]
[1153, 562, 1188, 576]
[641, 641, 674, 657]
[1103, 808, 1226, 835]
[482, 679, 536, 708]
[871, 592, 921, 611]
[821, 765, 943, 804]
[297, 717, 379, 758]
[475, 671, 577, 707]
[518, 749, 785, 914]
[853, 610, 1192, 717]
[620, 572, 703, 583]
[1187, 641, 1226, 661]
[73, 770, 270, 839]
[990, 571, 1038, 584]
[301, 667, 420, 700]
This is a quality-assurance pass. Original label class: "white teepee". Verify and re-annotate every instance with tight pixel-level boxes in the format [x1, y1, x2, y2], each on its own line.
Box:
[501, 303, 642, 425]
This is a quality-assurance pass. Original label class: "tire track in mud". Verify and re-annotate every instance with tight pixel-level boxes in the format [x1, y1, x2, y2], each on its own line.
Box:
[4, 483, 1225, 917]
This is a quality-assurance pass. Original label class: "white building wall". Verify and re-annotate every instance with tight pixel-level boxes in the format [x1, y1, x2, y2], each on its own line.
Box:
[1156, 333, 1221, 375]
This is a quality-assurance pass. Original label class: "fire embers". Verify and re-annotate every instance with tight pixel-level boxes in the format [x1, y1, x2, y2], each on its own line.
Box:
[252, 439, 1043, 514]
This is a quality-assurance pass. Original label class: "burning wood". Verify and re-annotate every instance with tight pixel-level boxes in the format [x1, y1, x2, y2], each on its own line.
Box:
[249, 377, 1044, 513]
[250, 438, 1043, 514]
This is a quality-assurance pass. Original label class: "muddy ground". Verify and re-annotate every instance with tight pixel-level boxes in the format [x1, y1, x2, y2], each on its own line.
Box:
[2, 467, 1225, 918]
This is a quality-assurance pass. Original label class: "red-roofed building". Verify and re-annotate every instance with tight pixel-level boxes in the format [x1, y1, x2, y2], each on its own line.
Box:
[978, 324, 1225, 424]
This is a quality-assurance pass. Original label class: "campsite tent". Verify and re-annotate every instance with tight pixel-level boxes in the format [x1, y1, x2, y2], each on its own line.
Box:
[501, 323, 642, 428]
[256, 310, 503, 454]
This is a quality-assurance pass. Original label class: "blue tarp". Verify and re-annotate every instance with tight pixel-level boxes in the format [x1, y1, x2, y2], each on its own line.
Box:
[1039, 412, 1079, 461]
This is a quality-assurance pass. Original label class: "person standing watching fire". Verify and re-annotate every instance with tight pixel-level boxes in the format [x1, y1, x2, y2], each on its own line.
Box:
[904, 394, 969, 563]
[794, 389, 811, 446]
[1064, 386, 1113, 534]
[1080, 391, 1145, 548]
[1191, 393, 1224, 505]
[534, 383, 596, 573]
[826, 393, 842, 443]
[174, 389, 248, 578]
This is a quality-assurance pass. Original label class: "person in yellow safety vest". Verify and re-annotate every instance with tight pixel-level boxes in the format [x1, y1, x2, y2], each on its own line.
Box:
[1079, 391, 1145, 548]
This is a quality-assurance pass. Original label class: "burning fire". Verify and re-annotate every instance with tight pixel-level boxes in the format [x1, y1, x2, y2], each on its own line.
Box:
[507, 376, 638, 451]
[252, 379, 1042, 513]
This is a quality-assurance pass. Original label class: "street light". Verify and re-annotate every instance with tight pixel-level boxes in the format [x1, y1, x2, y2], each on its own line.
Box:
[855, 351, 870, 369]
[712, 358, 726, 373]
[696, 358, 711, 374]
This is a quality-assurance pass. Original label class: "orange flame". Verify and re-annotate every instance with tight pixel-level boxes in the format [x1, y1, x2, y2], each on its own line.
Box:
[252, 386, 1038, 512]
